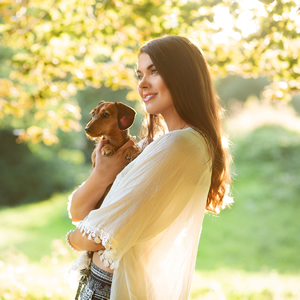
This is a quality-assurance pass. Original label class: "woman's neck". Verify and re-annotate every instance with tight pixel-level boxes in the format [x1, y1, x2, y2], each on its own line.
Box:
[162, 110, 188, 132]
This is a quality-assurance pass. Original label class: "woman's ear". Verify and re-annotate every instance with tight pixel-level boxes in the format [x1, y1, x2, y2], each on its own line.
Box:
[115, 102, 136, 130]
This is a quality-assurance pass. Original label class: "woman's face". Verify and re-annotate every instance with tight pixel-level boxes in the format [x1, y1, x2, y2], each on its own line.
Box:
[137, 53, 174, 116]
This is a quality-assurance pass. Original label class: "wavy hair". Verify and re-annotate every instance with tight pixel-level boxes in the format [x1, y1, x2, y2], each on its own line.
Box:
[139, 35, 232, 213]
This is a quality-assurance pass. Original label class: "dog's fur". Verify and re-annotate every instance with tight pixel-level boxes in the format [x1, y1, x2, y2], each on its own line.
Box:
[85, 101, 141, 209]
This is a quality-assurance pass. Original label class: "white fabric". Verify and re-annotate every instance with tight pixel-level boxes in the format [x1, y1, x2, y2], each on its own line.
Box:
[73, 127, 212, 300]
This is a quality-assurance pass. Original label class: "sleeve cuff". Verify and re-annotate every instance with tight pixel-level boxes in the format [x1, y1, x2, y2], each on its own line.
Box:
[77, 219, 121, 270]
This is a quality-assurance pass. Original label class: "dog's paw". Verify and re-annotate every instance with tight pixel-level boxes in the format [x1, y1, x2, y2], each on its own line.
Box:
[123, 146, 141, 162]
[122, 148, 132, 162]
[101, 145, 115, 156]
[124, 153, 133, 162]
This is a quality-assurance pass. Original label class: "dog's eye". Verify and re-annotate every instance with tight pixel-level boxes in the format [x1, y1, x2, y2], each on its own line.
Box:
[92, 112, 95, 117]
[102, 112, 110, 118]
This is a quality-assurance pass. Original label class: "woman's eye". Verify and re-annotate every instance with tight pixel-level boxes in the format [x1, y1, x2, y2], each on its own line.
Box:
[136, 69, 157, 80]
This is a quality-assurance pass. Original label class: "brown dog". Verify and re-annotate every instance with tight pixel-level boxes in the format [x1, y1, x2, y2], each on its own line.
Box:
[85, 101, 141, 209]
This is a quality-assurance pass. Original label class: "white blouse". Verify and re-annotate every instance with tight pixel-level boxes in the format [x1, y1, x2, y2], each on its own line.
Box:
[69, 127, 212, 300]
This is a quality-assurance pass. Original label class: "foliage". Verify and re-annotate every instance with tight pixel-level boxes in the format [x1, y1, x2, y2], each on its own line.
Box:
[0, 130, 89, 206]
[291, 94, 300, 114]
[215, 75, 270, 110]
[0, 0, 299, 144]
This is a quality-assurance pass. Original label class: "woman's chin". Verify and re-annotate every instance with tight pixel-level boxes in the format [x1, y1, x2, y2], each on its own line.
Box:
[144, 103, 159, 115]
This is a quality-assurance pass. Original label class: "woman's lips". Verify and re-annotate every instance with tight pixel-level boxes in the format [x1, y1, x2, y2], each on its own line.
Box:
[143, 94, 157, 102]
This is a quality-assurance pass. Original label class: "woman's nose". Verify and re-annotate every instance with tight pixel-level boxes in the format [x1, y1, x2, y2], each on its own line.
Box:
[138, 75, 150, 89]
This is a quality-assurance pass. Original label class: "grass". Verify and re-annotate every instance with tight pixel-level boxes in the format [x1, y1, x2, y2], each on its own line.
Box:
[0, 193, 75, 261]
[190, 270, 300, 300]
[1, 107, 300, 299]
[0, 194, 79, 300]
[196, 125, 300, 274]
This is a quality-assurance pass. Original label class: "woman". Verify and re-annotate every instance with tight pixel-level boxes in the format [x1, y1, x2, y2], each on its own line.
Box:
[66, 35, 232, 300]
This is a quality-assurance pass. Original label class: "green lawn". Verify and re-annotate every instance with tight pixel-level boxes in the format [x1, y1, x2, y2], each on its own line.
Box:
[197, 126, 300, 274]
[0, 125, 300, 299]
[0, 193, 75, 261]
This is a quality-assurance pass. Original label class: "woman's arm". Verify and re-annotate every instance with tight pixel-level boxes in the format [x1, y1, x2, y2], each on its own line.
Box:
[69, 138, 134, 222]
[69, 228, 105, 252]
[73, 131, 210, 269]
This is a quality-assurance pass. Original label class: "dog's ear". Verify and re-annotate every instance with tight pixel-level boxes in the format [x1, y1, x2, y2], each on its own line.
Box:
[115, 102, 136, 130]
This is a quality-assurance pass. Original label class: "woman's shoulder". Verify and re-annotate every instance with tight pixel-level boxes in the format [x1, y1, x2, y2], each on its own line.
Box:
[141, 127, 209, 159]
[127, 127, 211, 174]
[157, 127, 206, 148]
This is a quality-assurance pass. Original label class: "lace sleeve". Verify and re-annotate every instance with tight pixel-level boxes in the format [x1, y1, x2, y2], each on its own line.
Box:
[77, 217, 120, 269]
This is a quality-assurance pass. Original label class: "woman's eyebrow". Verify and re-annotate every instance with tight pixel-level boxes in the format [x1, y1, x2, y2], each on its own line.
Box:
[136, 64, 154, 73]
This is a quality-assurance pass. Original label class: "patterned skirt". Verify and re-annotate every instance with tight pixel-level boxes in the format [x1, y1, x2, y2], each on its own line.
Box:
[80, 262, 113, 300]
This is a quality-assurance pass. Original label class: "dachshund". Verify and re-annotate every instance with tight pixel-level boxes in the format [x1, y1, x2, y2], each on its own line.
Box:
[85, 101, 141, 209]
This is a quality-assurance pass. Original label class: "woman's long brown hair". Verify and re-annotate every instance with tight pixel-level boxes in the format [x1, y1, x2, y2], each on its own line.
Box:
[139, 35, 232, 213]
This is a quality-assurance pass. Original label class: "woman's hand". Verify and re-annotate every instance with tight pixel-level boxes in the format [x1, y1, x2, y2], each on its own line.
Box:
[69, 137, 135, 222]
[94, 138, 135, 186]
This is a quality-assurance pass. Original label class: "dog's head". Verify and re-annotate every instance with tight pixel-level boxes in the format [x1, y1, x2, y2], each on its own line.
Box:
[85, 101, 136, 138]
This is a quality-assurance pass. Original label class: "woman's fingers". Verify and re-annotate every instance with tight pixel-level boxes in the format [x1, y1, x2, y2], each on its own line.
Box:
[96, 139, 109, 155]
[97, 139, 109, 150]
[93, 137, 137, 184]
[96, 138, 135, 158]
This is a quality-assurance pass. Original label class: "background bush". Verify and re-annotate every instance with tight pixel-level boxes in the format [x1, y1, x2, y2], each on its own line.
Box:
[0, 130, 88, 206]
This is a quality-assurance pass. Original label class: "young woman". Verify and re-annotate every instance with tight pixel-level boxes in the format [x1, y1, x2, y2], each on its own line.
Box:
[66, 35, 232, 300]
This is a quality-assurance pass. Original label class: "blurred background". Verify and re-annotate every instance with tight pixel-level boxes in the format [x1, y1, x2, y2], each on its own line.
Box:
[0, 0, 300, 299]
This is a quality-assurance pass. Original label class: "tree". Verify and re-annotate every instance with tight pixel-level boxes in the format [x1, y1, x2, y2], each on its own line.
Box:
[0, 0, 299, 144]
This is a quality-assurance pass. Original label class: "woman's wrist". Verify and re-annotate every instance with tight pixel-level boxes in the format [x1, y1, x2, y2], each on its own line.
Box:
[91, 168, 114, 188]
